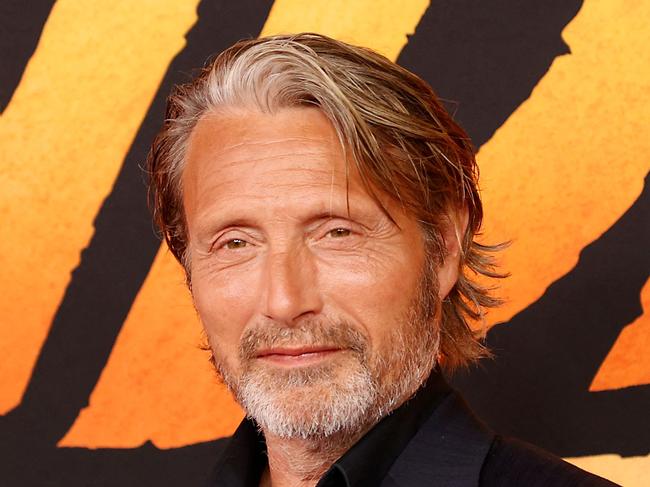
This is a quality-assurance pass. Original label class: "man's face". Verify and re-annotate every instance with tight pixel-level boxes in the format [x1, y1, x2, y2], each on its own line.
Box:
[183, 106, 442, 438]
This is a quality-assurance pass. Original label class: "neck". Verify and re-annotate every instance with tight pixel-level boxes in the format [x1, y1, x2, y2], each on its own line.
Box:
[260, 426, 369, 487]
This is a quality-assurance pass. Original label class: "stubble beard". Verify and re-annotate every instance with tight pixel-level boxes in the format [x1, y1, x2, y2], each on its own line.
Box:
[209, 261, 441, 442]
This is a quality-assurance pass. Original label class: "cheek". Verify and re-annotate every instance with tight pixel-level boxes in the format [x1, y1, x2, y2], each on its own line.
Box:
[191, 264, 260, 366]
[319, 249, 423, 341]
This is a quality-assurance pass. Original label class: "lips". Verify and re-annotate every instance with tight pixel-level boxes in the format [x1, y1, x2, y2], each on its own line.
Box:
[255, 346, 341, 358]
[251, 346, 345, 367]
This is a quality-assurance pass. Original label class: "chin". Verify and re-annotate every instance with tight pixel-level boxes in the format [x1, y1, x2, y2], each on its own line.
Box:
[235, 357, 380, 439]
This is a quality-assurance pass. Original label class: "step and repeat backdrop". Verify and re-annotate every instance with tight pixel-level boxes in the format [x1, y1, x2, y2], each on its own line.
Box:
[1, 1, 648, 485]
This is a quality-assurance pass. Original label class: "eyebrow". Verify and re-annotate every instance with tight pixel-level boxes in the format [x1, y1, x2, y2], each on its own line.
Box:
[194, 201, 389, 243]
[193, 217, 258, 245]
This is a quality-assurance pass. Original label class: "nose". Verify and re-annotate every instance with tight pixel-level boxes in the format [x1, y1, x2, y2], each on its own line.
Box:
[261, 242, 323, 324]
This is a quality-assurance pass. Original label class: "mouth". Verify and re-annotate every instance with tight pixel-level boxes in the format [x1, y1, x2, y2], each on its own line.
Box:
[254, 346, 343, 366]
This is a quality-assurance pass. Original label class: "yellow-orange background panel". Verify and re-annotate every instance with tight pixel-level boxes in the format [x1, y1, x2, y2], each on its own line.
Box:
[0, 0, 199, 414]
[567, 453, 650, 487]
[472, 2, 650, 480]
[591, 278, 650, 391]
[476, 0, 650, 389]
[61, 0, 432, 448]
[60, 248, 243, 448]
[260, 0, 430, 60]
[4, 0, 647, 484]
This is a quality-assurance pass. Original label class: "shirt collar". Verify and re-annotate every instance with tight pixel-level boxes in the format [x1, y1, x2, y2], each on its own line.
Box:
[318, 369, 451, 487]
[207, 369, 451, 487]
[207, 418, 267, 487]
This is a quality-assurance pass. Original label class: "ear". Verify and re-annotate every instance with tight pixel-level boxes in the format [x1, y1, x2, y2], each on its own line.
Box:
[436, 208, 469, 300]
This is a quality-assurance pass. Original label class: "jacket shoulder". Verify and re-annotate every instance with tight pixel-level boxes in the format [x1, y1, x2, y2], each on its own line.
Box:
[479, 436, 620, 487]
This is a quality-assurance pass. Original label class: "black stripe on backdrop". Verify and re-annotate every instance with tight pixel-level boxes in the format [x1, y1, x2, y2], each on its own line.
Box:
[0, 0, 56, 114]
[452, 172, 650, 458]
[1, 2, 274, 485]
[1, 0, 648, 485]
[397, 0, 583, 148]
[396, 0, 650, 458]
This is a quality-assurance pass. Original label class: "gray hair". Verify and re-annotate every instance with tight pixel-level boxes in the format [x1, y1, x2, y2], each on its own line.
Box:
[147, 33, 504, 370]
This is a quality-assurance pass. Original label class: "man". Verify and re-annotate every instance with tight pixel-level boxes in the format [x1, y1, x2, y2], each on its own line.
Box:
[147, 33, 617, 486]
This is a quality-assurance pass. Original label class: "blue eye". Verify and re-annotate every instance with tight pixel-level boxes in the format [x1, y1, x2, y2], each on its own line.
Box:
[328, 228, 351, 238]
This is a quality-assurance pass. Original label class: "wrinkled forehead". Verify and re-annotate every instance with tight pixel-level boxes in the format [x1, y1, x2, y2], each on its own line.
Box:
[182, 106, 397, 218]
[185, 106, 343, 180]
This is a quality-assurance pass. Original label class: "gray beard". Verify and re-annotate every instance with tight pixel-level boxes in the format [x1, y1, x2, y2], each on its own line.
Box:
[214, 308, 440, 441]
[211, 256, 441, 441]
[235, 353, 380, 439]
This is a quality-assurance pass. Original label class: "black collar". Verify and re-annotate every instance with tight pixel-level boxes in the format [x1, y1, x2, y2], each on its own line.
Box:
[206, 418, 267, 487]
[207, 370, 453, 487]
[317, 370, 451, 486]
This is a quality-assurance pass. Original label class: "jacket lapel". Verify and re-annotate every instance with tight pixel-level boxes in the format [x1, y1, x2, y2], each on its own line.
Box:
[382, 392, 494, 487]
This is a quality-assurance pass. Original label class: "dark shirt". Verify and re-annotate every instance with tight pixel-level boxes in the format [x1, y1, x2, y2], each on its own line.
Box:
[206, 370, 619, 486]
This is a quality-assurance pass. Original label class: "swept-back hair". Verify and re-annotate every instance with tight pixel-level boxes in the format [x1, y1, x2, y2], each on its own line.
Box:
[147, 33, 504, 370]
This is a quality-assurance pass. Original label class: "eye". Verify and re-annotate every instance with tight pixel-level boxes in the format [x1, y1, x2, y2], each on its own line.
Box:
[223, 238, 248, 250]
[210, 230, 258, 264]
[327, 228, 351, 238]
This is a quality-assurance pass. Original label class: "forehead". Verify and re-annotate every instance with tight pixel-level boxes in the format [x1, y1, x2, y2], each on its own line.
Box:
[182, 107, 383, 220]
[185, 106, 343, 186]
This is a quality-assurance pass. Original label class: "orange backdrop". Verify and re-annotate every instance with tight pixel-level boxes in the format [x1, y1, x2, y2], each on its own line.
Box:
[1, 1, 648, 485]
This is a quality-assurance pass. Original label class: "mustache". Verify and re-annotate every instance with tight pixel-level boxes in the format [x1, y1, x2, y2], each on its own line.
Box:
[239, 318, 369, 361]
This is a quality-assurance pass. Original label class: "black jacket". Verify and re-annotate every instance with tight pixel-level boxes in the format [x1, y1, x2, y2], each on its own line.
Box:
[375, 391, 617, 486]
[207, 372, 618, 486]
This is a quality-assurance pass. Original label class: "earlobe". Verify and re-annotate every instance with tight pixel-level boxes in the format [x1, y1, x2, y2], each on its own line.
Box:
[437, 260, 458, 300]
[436, 208, 469, 300]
